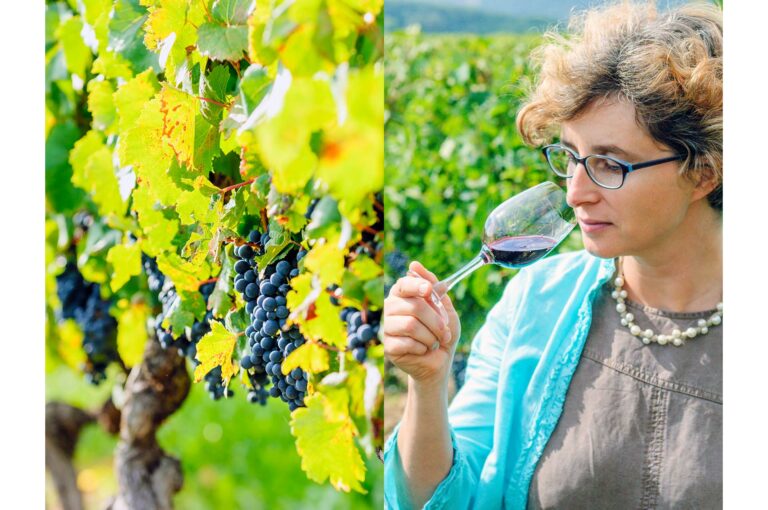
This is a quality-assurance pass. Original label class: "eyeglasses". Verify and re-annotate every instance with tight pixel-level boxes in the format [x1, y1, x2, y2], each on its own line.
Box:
[542, 144, 685, 190]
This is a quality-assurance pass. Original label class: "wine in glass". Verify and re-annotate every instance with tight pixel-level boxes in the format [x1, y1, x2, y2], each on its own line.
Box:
[411, 181, 576, 319]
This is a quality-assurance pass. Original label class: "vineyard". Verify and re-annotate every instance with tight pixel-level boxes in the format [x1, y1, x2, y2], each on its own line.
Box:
[383, 29, 584, 428]
[45, 0, 384, 508]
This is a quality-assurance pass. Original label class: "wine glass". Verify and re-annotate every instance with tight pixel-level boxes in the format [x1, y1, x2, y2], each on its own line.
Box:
[408, 181, 576, 325]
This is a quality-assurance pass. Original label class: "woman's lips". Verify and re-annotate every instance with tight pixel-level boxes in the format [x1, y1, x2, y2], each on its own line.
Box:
[578, 219, 612, 233]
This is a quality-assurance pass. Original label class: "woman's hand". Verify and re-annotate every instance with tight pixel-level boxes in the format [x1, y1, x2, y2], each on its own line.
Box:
[383, 261, 461, 385]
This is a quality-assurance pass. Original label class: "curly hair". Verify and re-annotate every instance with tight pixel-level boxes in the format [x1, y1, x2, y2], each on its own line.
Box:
[517, 1, 722, 210]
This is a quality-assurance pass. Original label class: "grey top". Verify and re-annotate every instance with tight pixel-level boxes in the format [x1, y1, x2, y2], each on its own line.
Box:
[526, 282, 722, 510]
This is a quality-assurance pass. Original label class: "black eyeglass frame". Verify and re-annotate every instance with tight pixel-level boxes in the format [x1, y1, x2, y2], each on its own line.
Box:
[541, 144, 686, 190]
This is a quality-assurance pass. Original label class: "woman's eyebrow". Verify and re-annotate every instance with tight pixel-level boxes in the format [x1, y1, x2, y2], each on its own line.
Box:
[560, 138, 636, 160]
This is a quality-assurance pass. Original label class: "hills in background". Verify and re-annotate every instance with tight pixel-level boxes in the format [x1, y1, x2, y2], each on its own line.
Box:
[385, 0, 700, 34]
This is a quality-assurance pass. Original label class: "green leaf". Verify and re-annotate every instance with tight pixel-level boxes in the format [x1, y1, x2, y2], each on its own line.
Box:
[69, 131, 126, 216]
[106, 243, 142, 292]
[108, 0, 159, 74]
[143, 0, 206, 78]
[87, 79, 117, 133]
[290, 392, 366, 493]
[212, 0, 254, 25]
[209, 249, 235, 318]
[306, 196, 341, 239]
[46, 121, 86, 212]
[194, 321, 239, 385]
[115, 302, 149, 366]
[163, 289, 205, 334]
[197, 23, 248, 61]
[224, 307, 250, 333]
[304, 241, 345, 288]
[238, 64, 271, 114]
[193, 115, 220, 173]
[131, 185, 179, 257]
[113, 68, 160, 133]
[282, 342, 329, 375]
[57, 16, 92, 79]
[199, 64, 231, 124]
[156, 252, 211, 292]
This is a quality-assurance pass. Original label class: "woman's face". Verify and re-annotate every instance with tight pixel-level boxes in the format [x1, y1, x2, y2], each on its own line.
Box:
[561, 97, 704, 260]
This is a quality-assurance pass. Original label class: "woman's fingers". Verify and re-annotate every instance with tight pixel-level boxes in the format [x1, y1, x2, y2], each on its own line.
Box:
[384, 315, 445, 350]
[384, 296, 448, 344]
[408, 260, 438, 284]
[384, 336, 429, 357]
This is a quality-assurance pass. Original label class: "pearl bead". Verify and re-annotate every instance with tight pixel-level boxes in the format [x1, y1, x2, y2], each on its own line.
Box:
[642, 337, 651, 345]
[672, 329, 681, 339]
[630, 325, 641, 336]
[625, 313, 634, 323]
[698, 319, 707, 328]
[611, 290, 619, 299]
[710, 315, 721, 325]
[716, 302, 723, 312]
[700, 326, 708, 335]
[620, 319, 628, 326]
[619, 290, 628, 299]
[657, 336, 668, 345]
[685, 327, 697, 338]
[614, 277, 624, 287]
[616, 303, 626, 313]
[673, 337, 683, 346]
[644, 329, 653, 339]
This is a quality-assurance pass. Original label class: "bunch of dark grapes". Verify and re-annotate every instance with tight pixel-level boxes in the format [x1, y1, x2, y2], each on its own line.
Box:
[341, 306, 381, 363]
[143, 256, 223, 399]
[452, 351, 468, 390]
[55, 262, 119, 384]
[234, 229, 310, 410]
[203, 366, 233, 400]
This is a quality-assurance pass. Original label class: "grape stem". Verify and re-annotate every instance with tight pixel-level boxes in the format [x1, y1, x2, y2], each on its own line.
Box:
[219, 178, 255, 195]
[197, 277, 218, 287]
[197, 95, 230, 109]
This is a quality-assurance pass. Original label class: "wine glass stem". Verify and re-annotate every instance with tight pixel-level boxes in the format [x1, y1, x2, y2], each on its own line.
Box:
[432, 253, 488, 303]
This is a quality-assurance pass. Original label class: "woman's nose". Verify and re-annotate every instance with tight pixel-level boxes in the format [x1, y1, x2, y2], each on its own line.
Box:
[565, 161, 601, 208]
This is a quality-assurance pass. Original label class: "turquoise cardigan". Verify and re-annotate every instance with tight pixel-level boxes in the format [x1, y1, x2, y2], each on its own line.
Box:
[384, 250, 616, 509]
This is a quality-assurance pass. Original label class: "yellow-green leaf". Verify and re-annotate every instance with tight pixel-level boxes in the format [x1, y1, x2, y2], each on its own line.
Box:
[282, 341, 329, 375]
[116, 302, 149, 366]
[114, 68, 160, 133]
[290, 392, 366, 493]
[301, 292, 347, 349]
[57, 319, 86, 370]
[70, 131, 126, 216]
[106, 243, 142, 291]
[58, 16, 92, 79]
[304, 241, 345, 287]
[194, 321, 239, 385]
[87, 79, 117, 133]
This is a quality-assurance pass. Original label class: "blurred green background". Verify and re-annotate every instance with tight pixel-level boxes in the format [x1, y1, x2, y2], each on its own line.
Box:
[383, 29, 584, 430]
[46, 364, 383, 509]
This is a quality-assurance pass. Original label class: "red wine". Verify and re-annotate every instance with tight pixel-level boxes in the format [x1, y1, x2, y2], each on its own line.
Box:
[483, 235, 557, 268]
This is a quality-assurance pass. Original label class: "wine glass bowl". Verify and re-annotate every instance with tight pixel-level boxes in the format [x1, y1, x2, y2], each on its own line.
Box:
[408, 181, 576, 330]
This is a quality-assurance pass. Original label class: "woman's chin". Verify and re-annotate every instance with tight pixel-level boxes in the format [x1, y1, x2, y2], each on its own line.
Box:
[582, 240, 620, 260]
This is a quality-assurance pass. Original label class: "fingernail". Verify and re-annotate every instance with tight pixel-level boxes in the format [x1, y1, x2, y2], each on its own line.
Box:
[443, 328, 452, 343]
[419, 283, 429, 296]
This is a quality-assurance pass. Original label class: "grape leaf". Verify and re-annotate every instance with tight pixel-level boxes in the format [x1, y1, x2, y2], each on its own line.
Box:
[113, 68, 160, 133]
[108, 0, 159, 74]
[194, 321, 239, 385]
[70, 131, 126, 217]
[158, 86, 199, 171]
[143, 0, 205, 78]
[57, 16, 92, 79]
[92, 51, 135, 80]
[282, 342, 329, 375]
[86, 79, 117, 133]
[163, 289, 205, 334]
[197, 23, 248, 61]
[290, 392, 366, 493]
[56, 319, 86, 370]
[132, 185, 179, 257]
[317, 67, 383, 220]
[212, 0, 254, 25]
[304, 241, 345, 288]
[106, 243, 142, 291]
[156, 252, 211, 292]
[199, 64, 231, 124]
[46, 121, 86, 213]
[115, 302, 149, 366]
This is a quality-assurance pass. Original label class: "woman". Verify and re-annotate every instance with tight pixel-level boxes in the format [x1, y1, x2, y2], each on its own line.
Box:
[383, 2, 722, 509]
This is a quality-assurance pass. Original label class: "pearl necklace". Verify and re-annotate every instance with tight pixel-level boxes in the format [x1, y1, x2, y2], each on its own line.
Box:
[612, 261, 723, 346]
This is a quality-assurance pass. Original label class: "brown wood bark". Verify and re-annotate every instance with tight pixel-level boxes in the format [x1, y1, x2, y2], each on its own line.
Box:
[45, 402, 95, 510]
[107, 338, 190, 510]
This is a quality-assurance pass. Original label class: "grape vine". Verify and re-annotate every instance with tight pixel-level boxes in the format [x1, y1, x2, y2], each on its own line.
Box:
[45, 0, 385, 500]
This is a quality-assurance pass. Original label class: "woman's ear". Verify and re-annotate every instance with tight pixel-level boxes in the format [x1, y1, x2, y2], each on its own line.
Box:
[690, 166, 720, 203]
